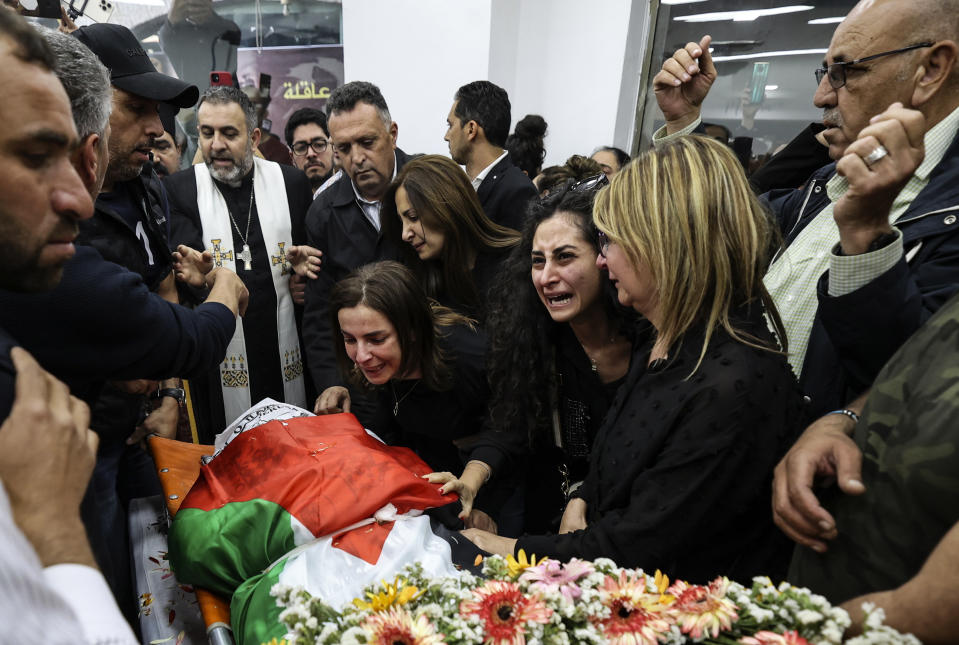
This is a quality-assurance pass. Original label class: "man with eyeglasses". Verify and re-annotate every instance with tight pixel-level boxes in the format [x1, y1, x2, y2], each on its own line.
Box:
[654, 0, 959, 633]
[285, 107, 338, 196]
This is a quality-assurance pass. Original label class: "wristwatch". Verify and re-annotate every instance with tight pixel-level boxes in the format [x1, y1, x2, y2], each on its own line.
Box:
[156, 387, 185, 406]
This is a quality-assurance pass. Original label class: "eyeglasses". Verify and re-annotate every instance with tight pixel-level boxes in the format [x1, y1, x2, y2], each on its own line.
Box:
[291, 138, 329, 156]
[570, 172, 609, 193]
[597, 230, 610, 258]
[815, 42, 933, 89]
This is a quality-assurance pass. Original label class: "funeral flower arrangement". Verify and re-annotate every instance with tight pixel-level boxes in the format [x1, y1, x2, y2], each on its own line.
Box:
[271, 553, 918, 645]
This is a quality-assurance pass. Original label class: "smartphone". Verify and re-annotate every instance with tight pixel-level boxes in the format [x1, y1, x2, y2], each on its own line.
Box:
[209, 71, 234, 88]
[61, 0, 114, 23]
[748, 62, 770, 105]
[259, 73, 272, 93]
[31, 0, 62, 19]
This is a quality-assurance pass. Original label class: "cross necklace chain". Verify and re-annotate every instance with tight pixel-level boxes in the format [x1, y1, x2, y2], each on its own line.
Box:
[390, 380, 419, 416]
[225, 186, 255, 270]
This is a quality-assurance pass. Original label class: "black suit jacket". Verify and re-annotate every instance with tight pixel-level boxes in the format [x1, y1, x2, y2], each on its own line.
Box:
[301, 149, 411, 395]
[476, 153, 537, 232]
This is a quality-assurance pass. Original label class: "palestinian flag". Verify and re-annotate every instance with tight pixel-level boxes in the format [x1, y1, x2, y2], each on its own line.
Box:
[232, 514, 479, 644]
[167, 413, 470, 643]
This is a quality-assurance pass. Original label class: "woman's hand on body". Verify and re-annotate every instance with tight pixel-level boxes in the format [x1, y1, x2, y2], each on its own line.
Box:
[314, 386, 351, 414]
[460, 529, 517, 557]
[559, 497, 588, 534]
[424, 460, 491, 523]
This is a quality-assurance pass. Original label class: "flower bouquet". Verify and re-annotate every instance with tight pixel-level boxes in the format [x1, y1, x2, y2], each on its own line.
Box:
[271, 553, 919, 645]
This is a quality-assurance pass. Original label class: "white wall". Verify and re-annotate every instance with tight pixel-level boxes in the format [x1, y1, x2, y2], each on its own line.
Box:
[341, 0, 493, 157]
[342, 0, 638, 168]
[491, 0, 633, 167]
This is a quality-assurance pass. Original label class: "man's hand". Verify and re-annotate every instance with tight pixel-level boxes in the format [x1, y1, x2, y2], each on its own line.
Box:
[834, 102, 925, 254]
[772, 412, 866, 552]
[314, 386, 350, 414]
[206, 266, 249, 317]
[559, 497, 588, 534]
[287, 245, 323, 280]
[460, 528, 517, 557]
[57, 4, 78, 33]
[172, 244, 213, 288]
[0, 348, 98, 567]
[111, 379, 158, 396]
[653, 34, 717, 134]
[289, 273, 307, 306]
[127, 398, 179, 445]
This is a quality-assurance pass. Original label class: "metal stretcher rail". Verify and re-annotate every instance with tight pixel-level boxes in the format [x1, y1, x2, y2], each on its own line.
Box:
[148, 436, 235, 645]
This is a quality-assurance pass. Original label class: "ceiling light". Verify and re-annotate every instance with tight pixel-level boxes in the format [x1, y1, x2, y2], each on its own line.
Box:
[674, 5, 814, 22]
[765, 85, 779, 91]
[661, 0, 707, 4]
[808, 17, 845, 24]
[711, 48, 826, 62]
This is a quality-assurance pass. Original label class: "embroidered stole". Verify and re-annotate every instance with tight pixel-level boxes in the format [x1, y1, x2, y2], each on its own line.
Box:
[194, 158, 306, 423]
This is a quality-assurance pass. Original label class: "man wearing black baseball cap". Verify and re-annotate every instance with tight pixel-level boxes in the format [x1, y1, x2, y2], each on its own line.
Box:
[69, 23, 200, 624]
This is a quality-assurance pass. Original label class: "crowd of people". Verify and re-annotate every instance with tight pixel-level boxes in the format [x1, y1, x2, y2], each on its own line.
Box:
[0, 0, 958, 642]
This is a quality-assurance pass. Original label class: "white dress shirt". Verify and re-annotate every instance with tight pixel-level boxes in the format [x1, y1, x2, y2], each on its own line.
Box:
[0, 481, 136, 644]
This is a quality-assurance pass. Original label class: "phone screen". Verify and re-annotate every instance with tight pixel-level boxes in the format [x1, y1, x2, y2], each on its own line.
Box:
[749, 62, 770, 105]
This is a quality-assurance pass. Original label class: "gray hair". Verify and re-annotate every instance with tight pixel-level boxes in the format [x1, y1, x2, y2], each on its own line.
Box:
[197, 86, 257, 135]
[35, 26, 111, 139]
[326, 81, 392, 128]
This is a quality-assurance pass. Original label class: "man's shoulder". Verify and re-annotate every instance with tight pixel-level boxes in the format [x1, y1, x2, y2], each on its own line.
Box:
[163, 167, 199, 201]
[278, 163, 313, 197]
[484, 154, 536, 195]
[309, 172, 354, 216]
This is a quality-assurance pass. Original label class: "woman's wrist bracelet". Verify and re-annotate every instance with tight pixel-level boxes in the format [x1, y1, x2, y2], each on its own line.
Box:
[465, 460, 491, 483]
[827, 408, 860, 424]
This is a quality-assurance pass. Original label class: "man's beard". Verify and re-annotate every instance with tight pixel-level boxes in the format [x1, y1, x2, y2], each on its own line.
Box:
[0, 220, 77, 292]
[206, 143, 255, 186]
[106, 139, 153, 186]
[306, 166, 332, 191]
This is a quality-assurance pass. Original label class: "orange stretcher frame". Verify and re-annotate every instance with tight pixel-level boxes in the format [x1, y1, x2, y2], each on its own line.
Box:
[148, 435, 234, 645]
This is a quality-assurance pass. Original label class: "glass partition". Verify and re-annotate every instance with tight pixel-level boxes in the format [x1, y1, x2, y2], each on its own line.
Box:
[637, 0, 857, 175]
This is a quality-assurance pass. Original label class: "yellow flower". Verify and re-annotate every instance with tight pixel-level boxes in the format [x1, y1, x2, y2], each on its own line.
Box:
[654, 569, 675, 605]
[353, 577, 424, 612]
[505, 549, 544, 578]
[260, 639, 288, 645]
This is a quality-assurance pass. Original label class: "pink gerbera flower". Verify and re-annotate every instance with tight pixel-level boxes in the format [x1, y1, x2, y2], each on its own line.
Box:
[740, 630, 811, 645]
[363, 606, 445, 645]
[594, 571, 671, 645]
[520, 558, 594, 601]
[460, 580, 552, 645]
[668, 577, 739, 639]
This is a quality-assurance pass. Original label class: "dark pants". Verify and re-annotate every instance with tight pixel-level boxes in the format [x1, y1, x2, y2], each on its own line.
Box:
[81, 437, 162, 630]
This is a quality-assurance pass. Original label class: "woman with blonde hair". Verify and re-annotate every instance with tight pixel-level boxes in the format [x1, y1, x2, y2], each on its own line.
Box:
[381, 155, 520, 319]
[463, 136, 803, 582]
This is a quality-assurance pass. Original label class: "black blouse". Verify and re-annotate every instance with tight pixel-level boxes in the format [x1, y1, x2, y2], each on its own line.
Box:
[369, 324, 521, 476]
[517, 305, 804, 583]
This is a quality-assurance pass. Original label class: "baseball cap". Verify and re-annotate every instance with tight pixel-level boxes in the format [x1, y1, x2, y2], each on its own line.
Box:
[73, 24, 199, 109]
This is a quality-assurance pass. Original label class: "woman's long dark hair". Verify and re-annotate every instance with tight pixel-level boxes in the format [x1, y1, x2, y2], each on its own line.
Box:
[485, 184, 635, 444]
[329, 261, 472, 392]
[381, 155, 520, 313]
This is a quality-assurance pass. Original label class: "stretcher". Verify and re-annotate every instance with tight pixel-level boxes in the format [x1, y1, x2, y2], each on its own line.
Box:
[147, 435, 234, 645]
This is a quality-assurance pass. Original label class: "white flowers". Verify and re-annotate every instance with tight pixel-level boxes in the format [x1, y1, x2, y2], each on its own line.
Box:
[268, 557, 920, 645]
